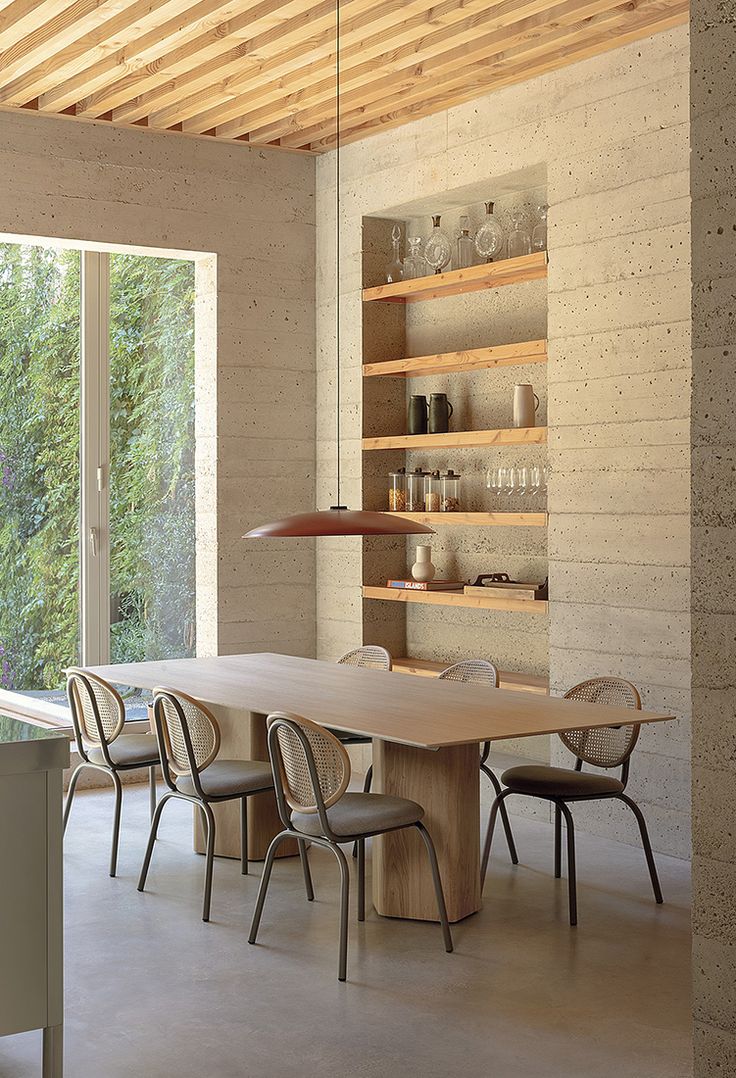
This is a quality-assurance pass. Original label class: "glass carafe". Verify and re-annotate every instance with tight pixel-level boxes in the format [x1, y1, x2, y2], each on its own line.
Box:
[532, 204, 548, 252]
[385, 223, 403, 283]
[403, 236, 427, 280]
[508, 212, 532, 258]
[424, 215, 452, 274]
[474, 201, 505, 262]
[455, 215, 475, 269]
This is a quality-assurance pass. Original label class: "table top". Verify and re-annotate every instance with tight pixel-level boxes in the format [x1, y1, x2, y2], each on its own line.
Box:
[86, 653, 675, 751]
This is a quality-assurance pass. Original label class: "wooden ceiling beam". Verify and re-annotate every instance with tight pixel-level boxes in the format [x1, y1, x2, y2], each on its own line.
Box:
[173, 0, 517, 134]
[227, 0, 619, 144]
[77, 0, 345, 120]
[114, 0, 425, 126]
[35, 0, 263, 114]
[0, 0, 74, 52]
[307, 4, 688, 149]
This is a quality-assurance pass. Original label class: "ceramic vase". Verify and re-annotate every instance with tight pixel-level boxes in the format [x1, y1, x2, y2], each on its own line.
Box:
[411, 545, 436, 582]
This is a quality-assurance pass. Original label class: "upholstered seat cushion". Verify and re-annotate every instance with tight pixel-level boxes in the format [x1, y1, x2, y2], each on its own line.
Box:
[176, 759, 273, 799]
[502, 764, 624, 798]
[291, 792, 423, 838]
[87, 732, 159, 768]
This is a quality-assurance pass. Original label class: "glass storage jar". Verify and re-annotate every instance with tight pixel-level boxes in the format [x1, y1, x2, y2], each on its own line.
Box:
[440, 469, 461, 512]
[388, 467, 407, 512]
[407, 468, 428, 512]
[424, 470, 441, 513]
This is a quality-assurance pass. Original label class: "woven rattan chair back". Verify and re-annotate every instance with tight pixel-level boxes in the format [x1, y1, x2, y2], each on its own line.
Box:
[560, 677, 642, 768]
[267, 712, 350, 815]
[337, 645, 392, 670]
[152, 687, 221, 777]
[438, 658, 499, 687]
[66, 668, 126, 746]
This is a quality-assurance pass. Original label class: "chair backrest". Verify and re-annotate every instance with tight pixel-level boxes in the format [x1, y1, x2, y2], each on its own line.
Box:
[560, 677, 642, 769]
[66, 668, 125, 747]
[267, 712, 350, 824]
[152, 687, 220, 778]
[438, 658, 499, 687]
[337, 645, 392, 670]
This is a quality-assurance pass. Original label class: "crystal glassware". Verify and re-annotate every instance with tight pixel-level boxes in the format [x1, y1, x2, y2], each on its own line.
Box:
[529, 465, 541, 496]
[424, 215, 452, 274]
[531, 204, 548, 252]
[403, 236, 427, 279]
[474, 201, 505, 263]
[455, 215, 475, 269]
[385, 223, 403, 283]
[507, 212, 532, 259]
[516, 466, 529, 495]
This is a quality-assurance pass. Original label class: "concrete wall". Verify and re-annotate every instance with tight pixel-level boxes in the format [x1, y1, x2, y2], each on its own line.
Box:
[316, 25, 691, 856]
[0, 110, 317, 662]
[690, 0, 736, 1070]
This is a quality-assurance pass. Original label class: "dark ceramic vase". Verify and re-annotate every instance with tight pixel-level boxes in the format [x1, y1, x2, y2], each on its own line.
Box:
[428, 393, 453, 434]
[408, 394, 428, 435]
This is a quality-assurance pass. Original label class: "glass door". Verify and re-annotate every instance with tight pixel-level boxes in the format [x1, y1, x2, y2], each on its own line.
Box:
[108, 253, 196, 665]
[0, 243, 81, 697]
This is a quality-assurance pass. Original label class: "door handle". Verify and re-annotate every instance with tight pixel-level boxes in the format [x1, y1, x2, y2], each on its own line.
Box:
[89, 527, 98, 557]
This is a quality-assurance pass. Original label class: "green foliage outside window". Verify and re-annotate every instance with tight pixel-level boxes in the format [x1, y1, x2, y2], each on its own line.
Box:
[0, 245, 196, 692]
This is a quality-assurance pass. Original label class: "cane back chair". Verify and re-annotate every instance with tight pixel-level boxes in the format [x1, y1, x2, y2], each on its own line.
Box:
[328, 645, 392, 797]
[137, 687, 285, 922]
[438, 659, 518, 865]
[64, 668, 159, 877]
[249, 712, 453, 981]
[481, 677, 663, 925]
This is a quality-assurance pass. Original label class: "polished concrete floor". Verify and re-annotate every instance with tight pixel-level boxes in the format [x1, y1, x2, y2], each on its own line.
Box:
[1, 784, 692, 1078]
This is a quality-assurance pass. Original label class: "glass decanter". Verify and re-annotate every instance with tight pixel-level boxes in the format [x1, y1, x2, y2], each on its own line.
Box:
[474, 201, 505, 262]
[455, 214, 475, 269]
[532, 204, 548, 252]
[403, 236, 427, 280]
[385, 223, 403, 283]
[424, 215, 452, 274]
[507, 212, 532, 258]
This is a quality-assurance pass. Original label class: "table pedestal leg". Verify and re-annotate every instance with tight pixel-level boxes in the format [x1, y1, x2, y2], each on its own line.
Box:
[193, 707, 298, 860]
[372, 740, 480, 923]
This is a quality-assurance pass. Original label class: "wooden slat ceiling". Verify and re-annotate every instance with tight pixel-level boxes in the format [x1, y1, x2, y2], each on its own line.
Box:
[0, 0, 688, 152]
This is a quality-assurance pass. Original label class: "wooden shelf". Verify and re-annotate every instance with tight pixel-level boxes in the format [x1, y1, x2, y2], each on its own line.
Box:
[362, 427, 547, 451]
[363, 339, 547, 378]
[362, 252, 548, 303]
[373, 512, 547, 527]
[393, 657, 549, 695]
[363, 586, 548, 614]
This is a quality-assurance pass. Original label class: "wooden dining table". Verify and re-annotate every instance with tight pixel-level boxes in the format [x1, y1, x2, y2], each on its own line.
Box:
[87, 653, 674, 923]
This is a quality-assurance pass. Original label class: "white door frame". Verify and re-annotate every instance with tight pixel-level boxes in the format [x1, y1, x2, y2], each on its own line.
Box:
[79, 251, 110, 667]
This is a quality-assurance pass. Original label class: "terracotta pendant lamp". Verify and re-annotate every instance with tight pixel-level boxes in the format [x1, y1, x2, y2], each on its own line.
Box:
[243, 1, 432, 541]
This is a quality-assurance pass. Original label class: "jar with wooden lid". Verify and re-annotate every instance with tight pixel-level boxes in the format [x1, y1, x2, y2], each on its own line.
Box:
[424, 470, 441, 513]
[407, 468, 428, 512]
[440, 469, 461, 512]
[388, 468, 407, 512]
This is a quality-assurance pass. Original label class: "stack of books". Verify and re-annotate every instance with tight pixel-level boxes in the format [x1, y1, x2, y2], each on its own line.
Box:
[387, 579, 464, 591]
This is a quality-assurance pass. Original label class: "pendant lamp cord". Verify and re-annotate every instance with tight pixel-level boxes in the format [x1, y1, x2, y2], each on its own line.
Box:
[334, 0, 343, 509]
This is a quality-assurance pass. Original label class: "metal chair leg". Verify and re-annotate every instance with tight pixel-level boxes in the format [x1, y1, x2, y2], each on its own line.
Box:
[62, 763, 85, 834]
[481, 788, 514, 888]
[249, 831, 289, 944]
[328, 842, 351, 982]
[554, 802, 562, 878]
[617, 793, 664, 904]
[240, 797, 248, 875]
[480, 762, 518, 864]
[352, 765, 375, 858]
[137, 792, 174, 892]
[201, 802, 216, 922]
[357, 838, 365, 922]
[109, 770, 123, 878]
[414, 822, 453, 953]
[559, 802, 577, 926]
[298, 839, 314, 901]
[148, 765, 157, 822]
